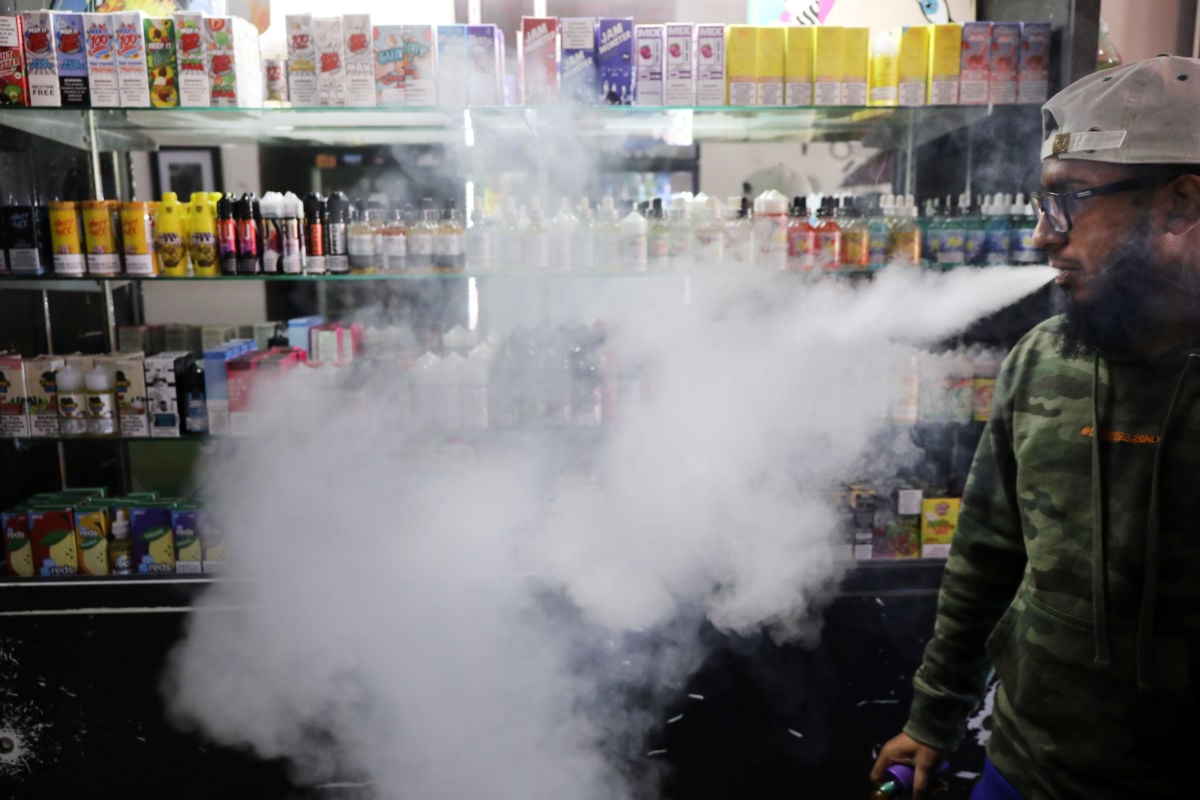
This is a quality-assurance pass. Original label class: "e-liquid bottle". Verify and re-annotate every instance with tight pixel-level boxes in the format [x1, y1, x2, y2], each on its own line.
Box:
[435, 198, 465, 273]
[303, 193, 326, 274]
[259, 191, 285, 273]
[985, 192, 1012, 266]
[839, 196, 870, 270]
[963, 193, 988, 267]
[647, 197, 669, 269]
[281, 192, 304, 274]
[217, 193, 238, 275]
[325, 191, 350, 274]
[813, 196, 842, 271]
[407, 198, 437, 274]
[347, 205, 375, 270]
[786, 195, 815, 272]
[381, 207, 407, 272]
[235, 193, 260, 274]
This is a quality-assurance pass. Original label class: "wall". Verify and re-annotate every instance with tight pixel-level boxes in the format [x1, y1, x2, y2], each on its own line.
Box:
[1100, 0, 1191, 61]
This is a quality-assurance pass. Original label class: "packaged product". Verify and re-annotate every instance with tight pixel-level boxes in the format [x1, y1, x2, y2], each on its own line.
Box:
[82, 13, 119, 107]
[596, 17, 634, 105]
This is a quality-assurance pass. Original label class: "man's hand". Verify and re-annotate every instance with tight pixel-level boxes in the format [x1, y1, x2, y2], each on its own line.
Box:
[870, 732, 949, 799]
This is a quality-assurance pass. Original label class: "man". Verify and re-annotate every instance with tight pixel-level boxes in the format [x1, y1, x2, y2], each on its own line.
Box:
[872, 55, 1200, 799]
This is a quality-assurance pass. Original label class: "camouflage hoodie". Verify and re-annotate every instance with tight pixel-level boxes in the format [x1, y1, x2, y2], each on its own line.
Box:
[904, 316, 1200, 799]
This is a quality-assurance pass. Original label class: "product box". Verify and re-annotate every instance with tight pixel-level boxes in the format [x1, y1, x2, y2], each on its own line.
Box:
[114, 12, 150, 108]
[285, 14, 317, 106]
[921, 497, 960, 558]
[129, 502, 175, 574]
[173, 11, 208, 107]
[0, 354, 29, 437]
[144, 17, 178, 107]
[82, 13, 119, 107]
[784, 25, 813, 106]
[897, 25, 929, 106]
[520, 16, 558, 105]
[343, 13, 374, 107]
[23, 355, 64, 437]
[662, 23, 692, 106]
[197, 508, 225, 572]
[724, 25, 755, 105]
[107, 352, 148, 437]
[695, 24, 724, 106]
[251, 322, 275, 351]
[841, 27, 869, 106]
[172, 504, 201, 573]
[200, 325, 238, 352]
[29, 506, 77, 576]
[928, 23, 961, 104]
[959, 21, 991, 105]
[73, 503, 109, 575]
[2, 509, 33, 577]
[52, 12, 89, 107]
[873, 488, 922, 558]
[403, 25, 436, 106]
[207, 16, 262, 108]
[226, 351, 262, 435]
[813, 25, 843, 106]
[4, 204, 50, 275]
[373, 24, 406, 106]
[436, 24, 467, 106]
[287, 315, 323, 355]
[0, 14, 29, 107]
[847, 484, 875, 560]
[755, 26, 784, 106]
[988, 21, 1020, 105]
[21, 11, 61, 107]
[560, 17, 597, 104]
[145, 351, 190, 438]
[1018, 21, 1050, 105]
[466, 24, 503, 106]
[634, 25, 663, 106]
[596, 17, 634, 105]
[202, 338, 254, 435]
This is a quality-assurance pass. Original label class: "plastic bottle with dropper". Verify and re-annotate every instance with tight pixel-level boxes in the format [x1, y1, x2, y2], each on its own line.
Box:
[619, 202, 648, 272]
[985, 192, 1012, 265]
[813, 195, 842, 271]
[548, 197, 577, 271]
[593, 196, 620, 271]
[786, 195, 815, 272]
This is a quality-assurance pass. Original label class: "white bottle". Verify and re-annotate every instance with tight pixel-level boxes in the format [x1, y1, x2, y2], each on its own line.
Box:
[751, 189, 789, 270]
[281, 192, 305, 274]
[619, 205, 649, 272]
[573, 198, 595, 271]
[56, 362, 87, 436]
[466, 202, 491, 273]
[548, 198, 577, 271]
[724, 195, 753, 266]
[259, 191, 285, 273]
[462, 344, 491, 430]
[667, 195, 692, 265]
[84, 363, 117, 436]
[498, 199, 522, 271]
[440, 353, 465, 430]
[524, 199, 550, 270]
[693, 196, 725, 268]
[593, 196, 621, 271]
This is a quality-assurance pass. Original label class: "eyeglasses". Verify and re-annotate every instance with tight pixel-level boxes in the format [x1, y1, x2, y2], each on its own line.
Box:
[1030, 174, 1178, 234]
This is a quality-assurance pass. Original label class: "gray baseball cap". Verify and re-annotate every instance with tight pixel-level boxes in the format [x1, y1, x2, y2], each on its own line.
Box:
[1041, 54, 1200, 163]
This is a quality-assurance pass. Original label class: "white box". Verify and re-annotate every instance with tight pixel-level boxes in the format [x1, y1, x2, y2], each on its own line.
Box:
[145, 352, 188, 438]
[286, 14, 318, 106]
[82, 13, 119, 107]
[436, 24, 467, 106]
[173, 11, 208, 107]
[206, 16, 262, 108]
[635, 25, 663, 106]
[342, 13, 374, 107]
[21, 11, 61, 107]
[664, 23, 693, 106]
[695, 24, 725, 106]
[113, 12, 150, 107]
[403, 25, 436, 106]
[315, 16, 345, 106]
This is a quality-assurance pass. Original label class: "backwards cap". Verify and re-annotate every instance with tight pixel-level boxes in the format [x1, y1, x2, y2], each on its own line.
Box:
[1041, 55, 1200, 164]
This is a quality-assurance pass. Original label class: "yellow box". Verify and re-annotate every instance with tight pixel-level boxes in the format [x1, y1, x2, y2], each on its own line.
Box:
[784, 26, 813, 106]
[813, 25, 844, 106]
[841, 26, 869, 106]
[921, 497, 960, 557]
[897, 25, 929, 106]
[726, 24, 758, 105]
[928, 23, 961, 104]
[74, 504, 110, 576]
[756, 26, 784, 106]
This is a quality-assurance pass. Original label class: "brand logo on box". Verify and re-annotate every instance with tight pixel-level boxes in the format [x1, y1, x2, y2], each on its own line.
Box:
[291, 33, 310, 50]
[58, 31, 81, 55]
[117, 27, 141, 57]
[211, 53, 232, 75]
[347, 32, 368, 53]
[180, 31, 201, 55]
[320, 51, 340, 72]
[26, 27, 50, 55]
[87, 27, 112, 58]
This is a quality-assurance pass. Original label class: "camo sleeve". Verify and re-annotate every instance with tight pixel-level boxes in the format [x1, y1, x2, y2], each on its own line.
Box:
[903, 347, 1029, 752]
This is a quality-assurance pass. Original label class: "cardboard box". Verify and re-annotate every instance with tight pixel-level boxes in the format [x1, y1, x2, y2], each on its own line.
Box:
[873, 488, 923, 558]
[560, 17, 597, 104]
[1018, 21, 1050, 104]
[0, 14, 29, 107]
[73, 503, 109, 575]
[197, 508, 225, 573]
[202, 338, 254, 435]
[847, 484, 875, 560]
[662, 23, 692, 106]
[373, 24, 406, 106]
[436, 24, 467, 106]
[285, 14, 317, 106]
[2, 509, 33, 577]
[113, 12, 149, 108]
[695, 24, 724, 106]
[928, 23, 961, 104]
[226, 352, 261, 435]
[841, 27, 869, 106]
[520, 16, 558, 105]
[21, 11, 61, 107]
[635, 25, 663, 106]
[172, 504, 201, 574]
[207, 16, 262, 108]
[596, 17, 634, 105]
[287, 315, 323, 356]
[144, 17, 178, 107]
[466, 24, 503, 106]
[52, 12, 88, 107]
[173, 11, 208, 107]
[921, 497, 960, 558]
[987, 21, 1020, 105]
[755, 26, 784, 107]
[897, 25, 929, 107]
[343, 13, 374, 107]
[784, 26, 812, 107]
[403, 25, 436, 106]
[724, 24, 755, 105]
[23, 355, 64, 437]
[129, 502, 175, 574]
[29, 506, 77, 576]
[107, 352, 149, 437]
[3, 204, 50, 276]
[959, 21, 991, 106]
[0, 353, 30, 437]
[145, 351, 190, 438]
[82, 13, 119, 108]
[813, 25, 843, 106]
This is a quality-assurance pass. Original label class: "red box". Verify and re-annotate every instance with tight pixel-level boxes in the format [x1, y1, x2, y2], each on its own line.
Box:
[0, 14, 29, 107]
[520, 16, 558, 105]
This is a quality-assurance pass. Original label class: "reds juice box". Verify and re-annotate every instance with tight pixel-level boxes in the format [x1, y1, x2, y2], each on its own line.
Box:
[403, 25, 436, 106]
[784, 25, 812, 106]
[207, 16, 262, 108]
[520, 16, 558, 105]
[373, 24, 405, 106]
[173, 11, 208, 107]
[21, 11, 61, 107]
[144, 17, 178, 107]
[467, 24, 503, 105]
[172, 504, 201, 573]
[2, 509, 33, 577]
[756, 25, 784, 107]
[52, 12, 89, 107]
[695, 24, 724, 106]
[597, 17, 634, 105]
[114, 12, 150, 107]
[1018, 21, 1050, 104]
[0, 14, 30, 107]
[959, 21, 991, 105]
[664, 23, 693, 106]
[560, 17, 596, 104]
[286, 14, 317, 106]
[436, 24, 467, 106]
[82, 13, 119, 107]
[29, 506, 77, 576]
[724, 25, 755, 105]
[314, 16, 345, 106]
[0, 353, 30, 438]
[634, 25, 663, 106]
[988, 22, 1020, 105]
[343, 13, 375, 107]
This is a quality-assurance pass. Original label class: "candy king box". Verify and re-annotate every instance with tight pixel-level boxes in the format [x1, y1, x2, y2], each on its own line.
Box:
[466, 24, 503, 106]
[436, 24, 467, 107]
[207, 16, 262, 107]
[373, 24, 405, 106]
[634, 25, 663, 106]
[343, 13, 375, 107]
[106, 352, 149, 437]
[144, 17, 179, 108]
[1018, 21, 1050, 104]
[0, 353, 30, 438]
[724, 24, 755, 105]
[2, 508, 33, 577]
[21, 11, 61, 107]
[315, 16, 345, 106]
[897, 25, 929, 106]
[784, 25, 812, 107]
[921, 496, 960, 558]
[29, 505, 77, 576]
[114, 12, 150, 107]
[74, 502, 110, 575]
[927, 23, 961, 104]
[286, 14, 317, 106]
[53, 12, 89, 107]
[755, 25, 784, 107]
[172, 503, 201, 574]
[129, 501, 175, 574]
[958, 21, 991, 106]
[988, 21, 1020, 105]
[812, 25, 843, 106]
[695, 24, 724, 106]
[0, 14, 29, 107]
[560, 17, 597, 104]
[596, 17, 634, 105]
[402, 25, 436, 106]
[841, 27, 869, 107]
[173, 11, 208, 107]
[520, 16, 558, 105]
[82, 13, 119, 108]
[23, 355, 63, 437]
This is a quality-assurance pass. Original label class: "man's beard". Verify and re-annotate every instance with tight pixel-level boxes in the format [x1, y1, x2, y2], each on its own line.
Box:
[1057, 217, 1196, 359]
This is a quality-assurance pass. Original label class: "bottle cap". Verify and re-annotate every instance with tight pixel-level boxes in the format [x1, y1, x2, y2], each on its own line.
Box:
[753, 189, 789, 215]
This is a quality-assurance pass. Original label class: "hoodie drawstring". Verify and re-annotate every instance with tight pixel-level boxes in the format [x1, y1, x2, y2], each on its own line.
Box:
[1091, 354, 1112, 668]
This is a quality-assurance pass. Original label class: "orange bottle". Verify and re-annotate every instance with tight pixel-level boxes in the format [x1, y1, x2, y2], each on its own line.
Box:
[813, 196, 842, 271]
[786, 196, 815, 272]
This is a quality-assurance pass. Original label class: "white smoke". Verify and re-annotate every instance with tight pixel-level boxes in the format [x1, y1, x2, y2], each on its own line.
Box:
[161, 265, 1053, 798]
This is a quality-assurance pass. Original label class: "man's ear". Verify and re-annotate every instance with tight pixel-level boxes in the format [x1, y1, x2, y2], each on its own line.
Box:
[1163, 174, 1200, 235]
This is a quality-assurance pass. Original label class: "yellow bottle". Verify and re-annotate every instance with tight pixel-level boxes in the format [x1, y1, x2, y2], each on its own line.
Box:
[155, 192, 189, 277]
[187, 191, 219, 277]
[869, 30, 899, 107]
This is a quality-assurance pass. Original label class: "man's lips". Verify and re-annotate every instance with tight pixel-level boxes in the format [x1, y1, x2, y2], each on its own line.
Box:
[1051, 262, 1080, 286]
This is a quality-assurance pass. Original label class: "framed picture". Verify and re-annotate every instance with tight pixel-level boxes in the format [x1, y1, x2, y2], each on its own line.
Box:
[152, 147, 223, 199]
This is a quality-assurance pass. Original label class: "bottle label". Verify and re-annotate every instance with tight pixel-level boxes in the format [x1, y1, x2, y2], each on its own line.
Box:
[889, 230, 921, 266]
[185, 394, 208, 434]
[382, 232, 407, 271]
[1009, 226, 1040, 263]
[434, 232, 464, 257]
[815, 231, 841, 270]
[935, 227, 966, 265]
[218, 219, 238, 273]
[408, 233, 434, 256]
[841, 230, 869, 268]
[786, 226, 814, 271]
[281, 219, 302, 274]
[868, 227, 889, 267]
[620, 233, 647, 271]
[986, 228, 1010, 265]
[695, 228, 723, 268]
[466, 229, 490, 271]
[964, 228, 987, 265]
[348, 231, 376, 268]
[53, 253, 86, 276]
[647, 231, 669, 260]
[262, 219, 283, 273]
[85, 390, 116, 435]
[58, 390, 87, 435]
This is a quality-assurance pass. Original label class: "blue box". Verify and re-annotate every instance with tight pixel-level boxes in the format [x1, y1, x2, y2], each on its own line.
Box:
[596, 17, 634, 105]
[560, 17, 596, 104]
[52, 12, 89, 107]
[287, 316, 323, 356]
[467, 24, 504, 105]
[202, 338, 254, 436]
